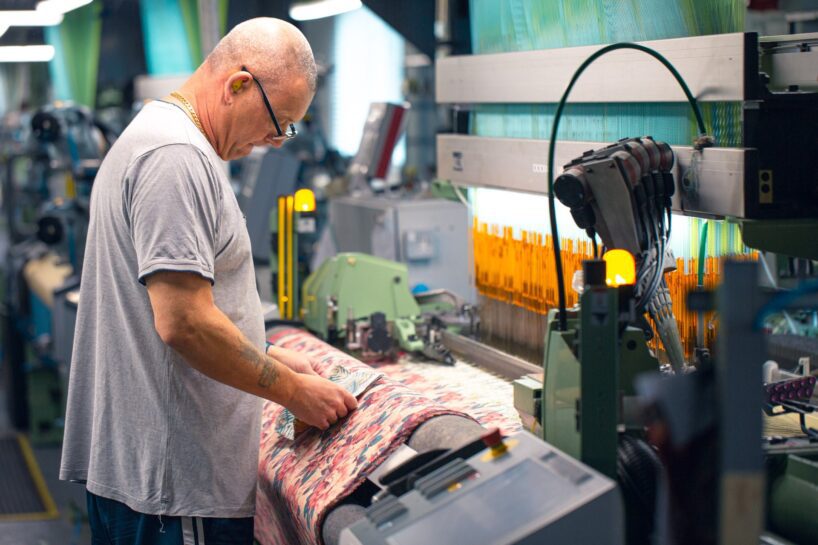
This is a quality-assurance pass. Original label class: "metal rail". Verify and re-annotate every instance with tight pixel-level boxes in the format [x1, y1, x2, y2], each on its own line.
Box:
[441, 330, 542, 380]
[437, 33, 752, 104]
[437, 134, 747, 219]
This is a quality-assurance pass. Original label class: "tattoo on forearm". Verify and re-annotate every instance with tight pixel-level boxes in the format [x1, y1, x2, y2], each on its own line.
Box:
[239, 340, 278, 388]
[239, 342, 263, 369]
[258, 361, 278, 387]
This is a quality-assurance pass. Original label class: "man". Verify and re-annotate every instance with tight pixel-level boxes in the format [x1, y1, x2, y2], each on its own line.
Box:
[60, 18, 357, 544]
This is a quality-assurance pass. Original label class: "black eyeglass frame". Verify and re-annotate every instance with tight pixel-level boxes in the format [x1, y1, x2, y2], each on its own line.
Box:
[241, 65, 297, 140]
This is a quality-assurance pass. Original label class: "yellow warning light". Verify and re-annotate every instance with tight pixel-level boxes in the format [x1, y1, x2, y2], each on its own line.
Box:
[294, 188, 316, 212]
[603, 249, 636, 287]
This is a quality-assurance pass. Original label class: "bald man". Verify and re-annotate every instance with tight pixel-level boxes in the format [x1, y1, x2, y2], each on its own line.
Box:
[60, 19, 357, 544]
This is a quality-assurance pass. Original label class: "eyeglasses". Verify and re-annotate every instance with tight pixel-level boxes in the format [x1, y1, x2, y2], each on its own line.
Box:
[241, 65, 297, 140]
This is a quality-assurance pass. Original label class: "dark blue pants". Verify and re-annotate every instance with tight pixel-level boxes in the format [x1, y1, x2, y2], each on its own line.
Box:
[86, 491, 254, 545]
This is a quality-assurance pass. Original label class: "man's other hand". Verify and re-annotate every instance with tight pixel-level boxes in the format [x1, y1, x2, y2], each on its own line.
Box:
[287, 375, 358, 430]
[267, 345, 318, 376]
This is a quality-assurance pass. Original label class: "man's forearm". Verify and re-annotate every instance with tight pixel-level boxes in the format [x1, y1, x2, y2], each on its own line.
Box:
[166, 306, 298, 404]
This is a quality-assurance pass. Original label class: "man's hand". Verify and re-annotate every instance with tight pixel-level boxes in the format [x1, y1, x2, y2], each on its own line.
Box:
[267, 345, 318, 376]
[287, 374, 358, 430]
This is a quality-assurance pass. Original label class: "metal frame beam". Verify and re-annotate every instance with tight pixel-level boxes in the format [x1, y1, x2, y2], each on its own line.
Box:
[437, 33, 755, 104]
[437, 134, 748, 219]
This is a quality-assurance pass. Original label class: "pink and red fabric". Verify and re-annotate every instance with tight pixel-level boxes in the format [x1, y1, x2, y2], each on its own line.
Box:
[254, 328, 523, 545]
[254, 329, 470, 545]
[370, 358, 523, 436]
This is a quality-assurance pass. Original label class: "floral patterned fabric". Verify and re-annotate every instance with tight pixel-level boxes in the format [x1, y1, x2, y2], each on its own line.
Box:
[370, 358, 523, 435]
[254, 328, 471, 545]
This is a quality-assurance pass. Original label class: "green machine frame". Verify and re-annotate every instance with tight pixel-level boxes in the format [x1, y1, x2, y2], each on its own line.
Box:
[515, 260, 658, 478]
[301, 252, 423, 346]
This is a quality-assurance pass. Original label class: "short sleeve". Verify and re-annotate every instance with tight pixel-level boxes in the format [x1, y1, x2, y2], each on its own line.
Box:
[124, 144, 223, 285]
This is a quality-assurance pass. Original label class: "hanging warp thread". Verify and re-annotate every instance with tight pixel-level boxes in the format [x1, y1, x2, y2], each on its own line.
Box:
[473, 219, 757, 363]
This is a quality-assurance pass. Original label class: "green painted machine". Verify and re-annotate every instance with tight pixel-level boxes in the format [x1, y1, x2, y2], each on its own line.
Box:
[539, 307, 658, 470]
[513, 263, 659, 475]
[301, 252, 468, 363]
[302, 253, 420, 341]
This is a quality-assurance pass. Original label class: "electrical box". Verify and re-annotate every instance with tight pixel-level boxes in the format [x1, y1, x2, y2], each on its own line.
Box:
[329, 196, 473, 301]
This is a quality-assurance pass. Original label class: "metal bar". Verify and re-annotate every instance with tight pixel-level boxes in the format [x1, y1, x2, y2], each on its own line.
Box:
[277, 196, 286, 318]
[760, 31, 818, 44]
[441, 330, 542, 380]
[579, 284, 619, 480]
[436, 134, 747, 219]
[716, 261, 765, 544]
[286, 196, 294, 320]
[292, 212, 300, 318]
[437, 33, 748, 104]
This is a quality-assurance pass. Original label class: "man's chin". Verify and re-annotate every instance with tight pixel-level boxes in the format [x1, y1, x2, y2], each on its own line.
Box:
[223, 145, 254, 161]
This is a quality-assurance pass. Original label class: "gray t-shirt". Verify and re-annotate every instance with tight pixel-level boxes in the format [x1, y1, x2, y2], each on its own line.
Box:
[60, 101, 265, 518]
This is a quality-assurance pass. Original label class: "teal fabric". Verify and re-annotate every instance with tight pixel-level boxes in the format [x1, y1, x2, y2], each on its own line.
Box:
[471, 102, 743, 148]
[140, 0, 196, 75]
[140, 0, 231, 75]
[468, 0, 745, 148]
[45, 2, 102, 108]
[470, 0, 744, 53]
[45, 25, 72, 104]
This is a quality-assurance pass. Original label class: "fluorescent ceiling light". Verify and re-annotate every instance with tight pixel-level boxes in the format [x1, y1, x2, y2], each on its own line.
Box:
[1, 9, 63, 26]
[0, 0, 91, 32]
[289, 0, 362, 21]
[36, 0, 93, 15]
[0, 45, 56, 63]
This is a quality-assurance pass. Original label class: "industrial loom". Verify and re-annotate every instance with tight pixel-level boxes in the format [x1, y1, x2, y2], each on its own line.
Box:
[252, 2, 818, 544]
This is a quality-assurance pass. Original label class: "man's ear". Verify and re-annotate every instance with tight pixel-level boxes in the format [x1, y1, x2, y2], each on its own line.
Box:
[224, 71, 250, 103]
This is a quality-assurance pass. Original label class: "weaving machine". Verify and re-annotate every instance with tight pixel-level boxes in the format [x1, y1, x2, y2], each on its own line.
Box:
[428, 1, 818, 544]
[252, 2, 818, 544]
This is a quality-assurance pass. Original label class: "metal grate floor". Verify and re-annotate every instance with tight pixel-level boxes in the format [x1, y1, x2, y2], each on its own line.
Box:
[0, 435, 55, 520]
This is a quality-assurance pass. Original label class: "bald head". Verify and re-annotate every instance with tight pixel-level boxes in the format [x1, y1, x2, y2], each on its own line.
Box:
[206, 18, 317, 95]
[177, 18, 316, 160]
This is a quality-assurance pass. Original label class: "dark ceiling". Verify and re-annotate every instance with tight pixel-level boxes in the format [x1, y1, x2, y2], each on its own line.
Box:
[1, 1, 49, 45]
[0, 1, 142, 48]
[1, 27, 44, 47]
[0, 0, 39, 8]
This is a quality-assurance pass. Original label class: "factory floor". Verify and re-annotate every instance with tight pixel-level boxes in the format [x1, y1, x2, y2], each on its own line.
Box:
[0, 384, 91, 545]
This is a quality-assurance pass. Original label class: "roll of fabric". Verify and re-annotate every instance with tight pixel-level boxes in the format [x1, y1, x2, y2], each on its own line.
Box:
[254, 328, 474, 545]
[372, 359, 523, 435]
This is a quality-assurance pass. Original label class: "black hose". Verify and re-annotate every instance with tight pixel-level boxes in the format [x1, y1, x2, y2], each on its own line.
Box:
[548, 42, 711, 330]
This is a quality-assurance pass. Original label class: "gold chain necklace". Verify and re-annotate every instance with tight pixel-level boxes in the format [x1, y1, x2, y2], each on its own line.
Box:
[170, 92, 206, 136]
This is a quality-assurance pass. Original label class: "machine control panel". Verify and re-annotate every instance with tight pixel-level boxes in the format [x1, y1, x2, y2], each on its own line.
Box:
[339, 431, 623, 545]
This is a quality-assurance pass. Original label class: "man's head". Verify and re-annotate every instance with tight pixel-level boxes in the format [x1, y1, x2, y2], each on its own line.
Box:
[197, 18, 317, 160]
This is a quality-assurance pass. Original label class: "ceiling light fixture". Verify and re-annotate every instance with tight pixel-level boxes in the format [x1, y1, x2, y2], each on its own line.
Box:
[0, 45, 56, 63]
[289, 0, 362, 21]
[36, 0, 93, 15]
[0, 0, 92, 34]
[1, 9, 64, 26]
